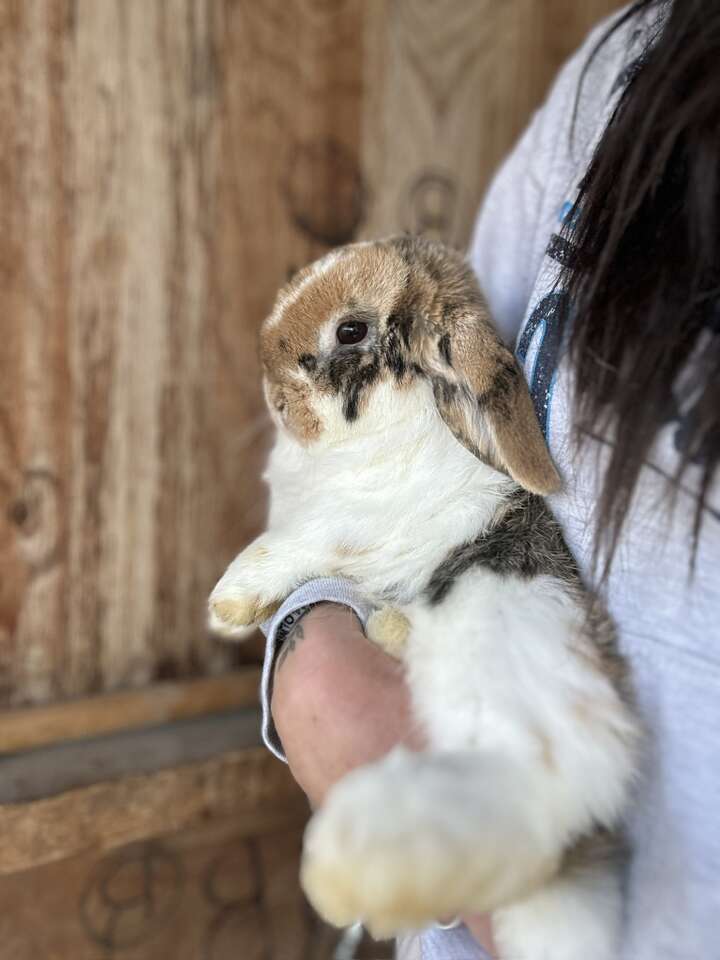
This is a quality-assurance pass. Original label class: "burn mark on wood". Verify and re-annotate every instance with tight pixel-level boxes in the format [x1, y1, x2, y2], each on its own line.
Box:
[80, 842, 183, 948]
[12, 468, 64, 575]
[7, 498, 29, 527]
[282, 137, 366, 245]
[401, 169, 458, 243]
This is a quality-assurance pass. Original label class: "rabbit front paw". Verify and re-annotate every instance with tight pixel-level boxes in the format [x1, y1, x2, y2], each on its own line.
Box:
[366, 606, 410, 659]
[208, 542, 284, 638]
[208, 593, 280, 638]
[301, 748, 558, 937]
[301, 749, 470, 936]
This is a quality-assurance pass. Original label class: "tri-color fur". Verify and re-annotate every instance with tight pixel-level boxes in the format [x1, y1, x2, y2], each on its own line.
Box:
[209, 236, 640, 960]
[260, 236, 560, 495]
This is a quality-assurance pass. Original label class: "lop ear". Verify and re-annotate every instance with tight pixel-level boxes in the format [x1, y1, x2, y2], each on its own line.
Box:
[422, 317, 561, 496]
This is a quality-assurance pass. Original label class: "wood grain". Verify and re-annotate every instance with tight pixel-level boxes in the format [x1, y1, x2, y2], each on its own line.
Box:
[0, 668, 261, 754]
[0, 745, 307, 875]
[0, 0, 365, 704]
[0, 0, 625, 706]
[360, 0, 625, 249]
[0, 818, 344, 960]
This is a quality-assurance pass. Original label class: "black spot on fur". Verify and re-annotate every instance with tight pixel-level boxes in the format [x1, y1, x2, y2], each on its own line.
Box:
[388, 234, 416, 266]
[562, 827, 625, 876]
[476, 360, 519, 416]
[426, 489, 630, 707]
[424, 259, 444, 283]
[431, 375, 458, 406]
[382, 331, 406, 379]
[426, 490, 579, 605]
[298, 353, 317, 372]
[388, 310, 414, 348]
[443, 292, 485, 324]
[380, 311, 415, 381]
[438, 333, 452, 366]
[343, 357, 381, 420]
[382, 336, 406, 379]
[325, 350, 381, 421]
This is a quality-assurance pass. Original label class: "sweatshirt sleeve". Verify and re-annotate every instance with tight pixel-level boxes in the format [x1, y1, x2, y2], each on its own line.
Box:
[259, 578, 374, 761]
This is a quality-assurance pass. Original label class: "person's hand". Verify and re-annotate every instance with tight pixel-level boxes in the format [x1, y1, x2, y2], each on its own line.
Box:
[270, 602, 496, 955]
[271, 602, 422, 807]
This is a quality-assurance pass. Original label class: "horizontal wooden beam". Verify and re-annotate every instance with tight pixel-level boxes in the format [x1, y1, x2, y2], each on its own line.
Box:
[0, 670, 262, 755]
[0, 746, 306, 876]
[0, 708, 263, 804]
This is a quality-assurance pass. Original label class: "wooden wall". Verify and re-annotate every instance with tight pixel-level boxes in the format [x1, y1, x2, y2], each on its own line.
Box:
[0, 745, 346, 959]
[0, 0, 624, 707]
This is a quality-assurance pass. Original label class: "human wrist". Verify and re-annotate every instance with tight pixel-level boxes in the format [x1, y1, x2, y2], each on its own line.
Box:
[270, 602, 420, 806]
[260, 580, 373, 762]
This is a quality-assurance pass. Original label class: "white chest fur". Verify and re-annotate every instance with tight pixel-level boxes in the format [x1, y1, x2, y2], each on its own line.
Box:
[265, 379, 516, 602]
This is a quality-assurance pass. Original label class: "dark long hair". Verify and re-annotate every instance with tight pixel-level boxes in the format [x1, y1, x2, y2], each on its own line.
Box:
[561, 0, 720, 573]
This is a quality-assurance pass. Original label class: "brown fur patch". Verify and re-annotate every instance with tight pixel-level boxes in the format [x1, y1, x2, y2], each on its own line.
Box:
[385, 237, 560, 493]
[259, 235, 560, 490]
[262, 245, 407, 375]
[265, 379, 321, 442]
[260, 244, 410, 440]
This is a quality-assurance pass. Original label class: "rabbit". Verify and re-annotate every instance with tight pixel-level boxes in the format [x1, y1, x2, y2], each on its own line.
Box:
[208, 235, 640, 960]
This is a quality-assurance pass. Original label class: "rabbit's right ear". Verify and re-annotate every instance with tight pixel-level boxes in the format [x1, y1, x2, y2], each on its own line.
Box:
[419, 309, 561, 496]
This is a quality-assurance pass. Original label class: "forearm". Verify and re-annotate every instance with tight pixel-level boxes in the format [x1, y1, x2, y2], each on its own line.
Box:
[271, 602, 422, 806]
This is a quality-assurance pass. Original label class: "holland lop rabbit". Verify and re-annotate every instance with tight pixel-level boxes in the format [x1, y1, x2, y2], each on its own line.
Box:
[209, 236, 639, 960]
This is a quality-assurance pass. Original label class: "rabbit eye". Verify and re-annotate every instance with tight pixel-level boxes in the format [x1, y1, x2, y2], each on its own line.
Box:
[336, 320, 368, 345]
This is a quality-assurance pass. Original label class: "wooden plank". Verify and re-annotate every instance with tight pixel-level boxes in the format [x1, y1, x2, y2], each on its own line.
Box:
[0, 668, 261, 754]
[0, 707, 264, 803]
[0, 746, 307, 875]
[0, 0, 365, 706]
[359, 0, 626, 249]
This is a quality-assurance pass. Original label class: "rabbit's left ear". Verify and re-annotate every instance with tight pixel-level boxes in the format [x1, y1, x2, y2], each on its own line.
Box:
[422, 316, 561, 495]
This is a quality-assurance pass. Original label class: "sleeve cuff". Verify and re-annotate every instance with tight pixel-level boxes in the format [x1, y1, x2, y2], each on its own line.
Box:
[259, 579, 374, 762]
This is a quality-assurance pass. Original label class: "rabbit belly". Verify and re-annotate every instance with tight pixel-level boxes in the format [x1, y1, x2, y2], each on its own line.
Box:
[301, 567, 637, 951]
[399, 567, 637, 958]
